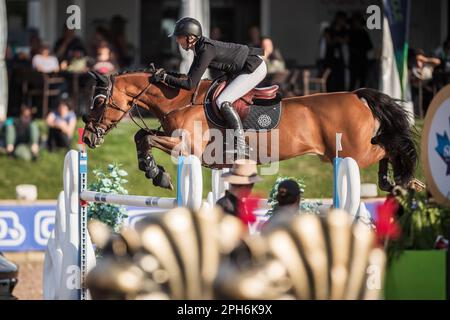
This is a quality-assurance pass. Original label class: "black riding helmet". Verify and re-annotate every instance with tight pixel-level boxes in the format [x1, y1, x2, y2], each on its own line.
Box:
[168, 17, 202, 38]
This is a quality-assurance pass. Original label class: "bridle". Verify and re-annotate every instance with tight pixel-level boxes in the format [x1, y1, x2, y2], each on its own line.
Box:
[87, 72, 204, 142]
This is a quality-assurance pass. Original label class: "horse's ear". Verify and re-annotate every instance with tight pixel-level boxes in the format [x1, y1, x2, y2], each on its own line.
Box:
[88, 71, 99, 80]
[98, 74, 109, 86]
[88, 71, 108, 86]
[148, 63, 156, 73]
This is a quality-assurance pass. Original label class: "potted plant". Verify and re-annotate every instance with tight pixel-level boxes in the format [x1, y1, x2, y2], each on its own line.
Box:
[382, 186, 449, 300]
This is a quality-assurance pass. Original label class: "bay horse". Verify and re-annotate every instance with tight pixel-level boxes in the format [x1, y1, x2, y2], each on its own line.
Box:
[82, 68, 418, 192]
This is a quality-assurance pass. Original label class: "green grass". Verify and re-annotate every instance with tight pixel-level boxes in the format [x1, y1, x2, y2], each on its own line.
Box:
[0, 119, 424, 200]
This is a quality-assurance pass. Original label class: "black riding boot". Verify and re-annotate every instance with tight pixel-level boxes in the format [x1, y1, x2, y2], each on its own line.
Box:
[220, 101, 248, 159]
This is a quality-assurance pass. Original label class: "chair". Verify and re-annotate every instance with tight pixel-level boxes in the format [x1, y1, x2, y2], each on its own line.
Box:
[22, 70, 66, 118]
[302, 68, 331, 95]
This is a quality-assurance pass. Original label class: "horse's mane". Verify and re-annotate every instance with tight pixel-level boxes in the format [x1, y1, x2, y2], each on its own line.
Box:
[114, 68, 154, 76]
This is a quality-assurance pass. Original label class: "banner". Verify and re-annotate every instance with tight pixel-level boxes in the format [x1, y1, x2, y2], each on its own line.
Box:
[381, 0, 411, 100]
[0, 204, 166, 252]
[1, 202, 382, 252]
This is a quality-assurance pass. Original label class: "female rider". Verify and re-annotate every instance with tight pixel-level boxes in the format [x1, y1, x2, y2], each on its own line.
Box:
[151, 17, 267, 158]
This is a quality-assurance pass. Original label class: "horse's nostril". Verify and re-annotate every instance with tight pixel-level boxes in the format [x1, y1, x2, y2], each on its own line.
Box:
[83, 136, 91, 146]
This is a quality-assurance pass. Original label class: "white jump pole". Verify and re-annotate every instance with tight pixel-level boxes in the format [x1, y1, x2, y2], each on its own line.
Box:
[80, 191, 177, 209]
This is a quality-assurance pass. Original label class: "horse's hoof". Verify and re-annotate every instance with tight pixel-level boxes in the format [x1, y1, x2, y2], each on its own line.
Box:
[408, 178, 426, 192]
[152, 166, 174, 190]
[378, 175, 394, 192]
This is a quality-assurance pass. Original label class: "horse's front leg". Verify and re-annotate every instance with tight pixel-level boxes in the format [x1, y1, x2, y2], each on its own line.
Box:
[134, 129, 183, 190]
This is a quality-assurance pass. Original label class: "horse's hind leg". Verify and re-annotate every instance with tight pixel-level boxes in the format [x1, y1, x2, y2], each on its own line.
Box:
[378, 158, 394, 192]
[134, 129, 174, 190]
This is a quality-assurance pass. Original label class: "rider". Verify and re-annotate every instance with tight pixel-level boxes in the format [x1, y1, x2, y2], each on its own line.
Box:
[151, 17, 267, 158]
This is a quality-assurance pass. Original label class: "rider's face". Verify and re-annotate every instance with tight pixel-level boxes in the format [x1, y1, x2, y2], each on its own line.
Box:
[176, 36, 195, 51]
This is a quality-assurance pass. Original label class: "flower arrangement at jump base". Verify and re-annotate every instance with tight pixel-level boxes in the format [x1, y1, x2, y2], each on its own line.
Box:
[379, 186, 450, 260]
[87, 163, 129, 232]
[377, 186, 450, 300]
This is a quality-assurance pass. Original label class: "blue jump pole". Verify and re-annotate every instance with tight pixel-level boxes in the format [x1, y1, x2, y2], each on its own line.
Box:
[176, 155, 185, 206]
[333, 157, 342, 208]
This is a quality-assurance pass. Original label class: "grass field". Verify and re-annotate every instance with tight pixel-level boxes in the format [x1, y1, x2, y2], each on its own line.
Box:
[0, 119, 424, 200]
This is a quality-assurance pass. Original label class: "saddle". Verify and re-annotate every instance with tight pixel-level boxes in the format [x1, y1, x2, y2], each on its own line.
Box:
[205, 78, 283, 131]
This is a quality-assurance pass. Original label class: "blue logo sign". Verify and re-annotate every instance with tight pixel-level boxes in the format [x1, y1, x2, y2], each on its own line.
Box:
[435, 118, 450, 175]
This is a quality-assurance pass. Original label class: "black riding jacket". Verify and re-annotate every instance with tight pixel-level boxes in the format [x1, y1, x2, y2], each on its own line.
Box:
[164, 37, 264, 90]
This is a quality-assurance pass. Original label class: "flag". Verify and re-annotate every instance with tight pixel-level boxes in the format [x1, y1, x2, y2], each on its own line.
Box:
[381, 0, 414, 122]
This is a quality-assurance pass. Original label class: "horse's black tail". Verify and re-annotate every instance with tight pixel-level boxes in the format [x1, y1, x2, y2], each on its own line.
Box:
[353, 88, 418, 186]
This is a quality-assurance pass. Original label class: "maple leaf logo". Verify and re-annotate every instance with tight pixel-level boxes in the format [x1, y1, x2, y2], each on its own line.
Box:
[435, 118, 450, 175]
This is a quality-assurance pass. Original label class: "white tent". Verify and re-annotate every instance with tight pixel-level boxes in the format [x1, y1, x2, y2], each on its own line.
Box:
[178, 0, 210, 77]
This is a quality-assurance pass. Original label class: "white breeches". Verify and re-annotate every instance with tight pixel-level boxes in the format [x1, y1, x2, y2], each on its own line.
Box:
[216, 58, 267, 108]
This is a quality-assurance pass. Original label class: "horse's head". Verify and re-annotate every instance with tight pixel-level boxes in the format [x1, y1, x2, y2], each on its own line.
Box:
[82, 71, 130, 148]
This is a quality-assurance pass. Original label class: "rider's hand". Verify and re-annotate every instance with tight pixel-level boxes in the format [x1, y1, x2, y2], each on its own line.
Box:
[150, 69, 167, 83]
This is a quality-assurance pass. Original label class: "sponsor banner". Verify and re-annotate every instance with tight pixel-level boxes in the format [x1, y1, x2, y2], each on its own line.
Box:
[0, 201, 383, 252]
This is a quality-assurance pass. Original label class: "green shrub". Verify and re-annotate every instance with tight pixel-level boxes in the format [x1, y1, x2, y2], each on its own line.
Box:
[87, 163, 129, 232]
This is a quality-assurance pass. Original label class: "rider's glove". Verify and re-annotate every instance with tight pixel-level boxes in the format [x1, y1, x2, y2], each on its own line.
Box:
[151, 70, 167, 83]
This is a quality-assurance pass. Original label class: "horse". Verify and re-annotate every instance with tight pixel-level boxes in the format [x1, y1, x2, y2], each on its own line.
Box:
[82, 67, 419, 192]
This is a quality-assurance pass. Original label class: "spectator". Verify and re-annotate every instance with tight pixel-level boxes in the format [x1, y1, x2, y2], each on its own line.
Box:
[323, 11, 349, 92]
[89, 25, 111, 57]
[61, 46, 92, 73]
[46, 99, 77, 151]
[109, 15, 133, 68]
[32, 44, 60, 73]
[348, 12, 373, 89]
[92, 42, 118, 75]
[4, 105, 40, 161]
[261, 37, 286, 74]
[247, 25, 261, 48]
[434, 37, 450, 71]
[262, 179, 301, 232]
[0, 115, 6, 153]
[411, 49, 441, 81]
[210, 26, 222, 41]
[54, 25, 85, 62]
[29, 28, 42, 58]
[216, 159, 262, 217]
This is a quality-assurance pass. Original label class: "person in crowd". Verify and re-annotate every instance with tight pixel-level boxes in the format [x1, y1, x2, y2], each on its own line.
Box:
[31, 44, 60, 73]
[261, 37, 286, 74]
[216, 159, 262, 217]
[411, 49, 441, 81]
[323, 11, 349, 92]
[4, 105, 40, 161]
[29, 28, 42, 58]
[348, 12, 373, 89]
[54, 25, 86, 62]
[109, 15, 133, 68]
[210, 26, 223, 41]
[92, 42, 118, 75]
[434, 37, 450, 71]
[262, 179, 302, 231]
[0, 115, 6, 153]
[60, 46, 92, 73]
[89, 25, 111, 57]
[46, 99, 77, 151]
[247, 25, 261, 48]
